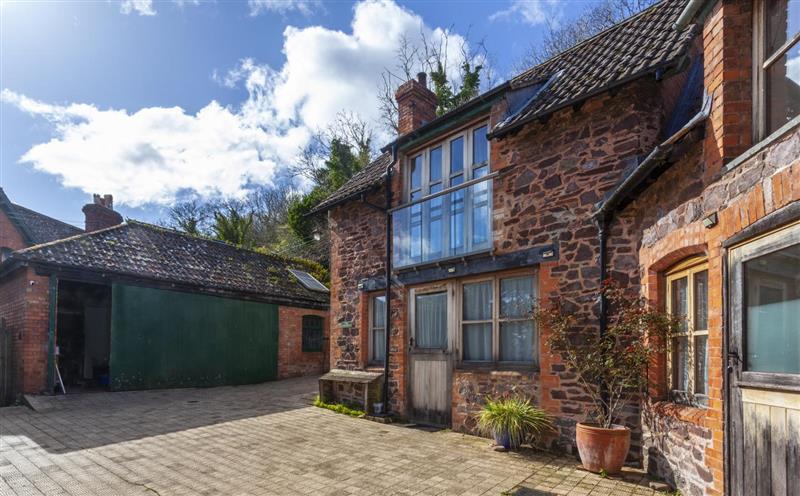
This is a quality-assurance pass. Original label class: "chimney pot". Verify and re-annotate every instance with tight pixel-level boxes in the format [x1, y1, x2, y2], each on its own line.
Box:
[416, 72, 427, 86]
[83, 193, 123, 232]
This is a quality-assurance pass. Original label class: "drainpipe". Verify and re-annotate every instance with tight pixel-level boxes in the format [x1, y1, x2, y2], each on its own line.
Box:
[381, 143, 396, 413]
[594, 214, 610, 419]
[595, 214, 608, 336]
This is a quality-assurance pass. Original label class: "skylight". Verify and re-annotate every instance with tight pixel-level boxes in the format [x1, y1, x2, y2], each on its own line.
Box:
[289, 269, 329, 293]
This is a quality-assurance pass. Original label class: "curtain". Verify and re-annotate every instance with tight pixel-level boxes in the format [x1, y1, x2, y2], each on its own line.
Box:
[500, 276, 534, 318]
[463, 281, 492, 320]
[464, 323, 492, 361]
[415, 292, 447, 348]
[500, 321, 536, 364]
[372, 296, 386, 362]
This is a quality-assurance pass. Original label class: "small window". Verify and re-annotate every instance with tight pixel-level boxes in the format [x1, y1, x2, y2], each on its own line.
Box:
[289, 269, 329, 293]
[754, 0, 800, 138]
[302, 315, 324, 352]
[666, 258, 709, 406]
[370, 295, 386, 364]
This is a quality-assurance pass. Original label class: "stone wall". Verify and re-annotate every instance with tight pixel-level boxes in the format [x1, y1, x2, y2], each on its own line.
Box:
[277, 306, 329, 379]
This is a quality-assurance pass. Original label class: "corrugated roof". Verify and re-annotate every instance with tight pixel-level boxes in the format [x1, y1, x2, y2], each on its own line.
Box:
[9, 221, 329, 308]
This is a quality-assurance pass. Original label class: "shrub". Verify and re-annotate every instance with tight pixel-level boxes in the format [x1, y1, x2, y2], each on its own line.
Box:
[475, 396, 553, 449]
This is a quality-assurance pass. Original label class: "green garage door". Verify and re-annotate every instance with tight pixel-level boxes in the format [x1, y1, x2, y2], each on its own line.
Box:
[110, 284, 278, 391]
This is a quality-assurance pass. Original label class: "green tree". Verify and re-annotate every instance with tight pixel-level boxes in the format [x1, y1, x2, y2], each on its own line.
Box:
[430, 59, 483, 116]
[211, 206, 255, 247]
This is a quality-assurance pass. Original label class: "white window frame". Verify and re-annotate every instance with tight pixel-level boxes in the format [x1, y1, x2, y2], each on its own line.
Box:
[368, 294, 386, 365]
[456, 270, 539, 367]
[666, 257, 709, 407]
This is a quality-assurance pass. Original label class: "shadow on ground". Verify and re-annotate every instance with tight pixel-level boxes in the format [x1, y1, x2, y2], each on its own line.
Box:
[0, 375, 318, 454]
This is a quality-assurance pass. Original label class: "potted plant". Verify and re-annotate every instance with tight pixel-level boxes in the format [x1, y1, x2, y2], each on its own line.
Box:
[535, 282, 678, 474]
[475, 396, 553, 450]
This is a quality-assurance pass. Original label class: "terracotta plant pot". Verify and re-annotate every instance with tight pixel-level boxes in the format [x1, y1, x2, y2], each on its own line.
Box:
[575, 423, 630, 474]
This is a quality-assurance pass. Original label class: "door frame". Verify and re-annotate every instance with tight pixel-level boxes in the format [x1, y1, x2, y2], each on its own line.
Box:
[726, 220, 800, 495]
[407, 283, 455, 425]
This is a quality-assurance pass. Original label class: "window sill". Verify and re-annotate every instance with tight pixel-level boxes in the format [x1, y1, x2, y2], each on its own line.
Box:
[455, 362, 539, 374]
[725, 114, 800, 173]
[365, 364, 385, 372]
[649, 400, 708, 427]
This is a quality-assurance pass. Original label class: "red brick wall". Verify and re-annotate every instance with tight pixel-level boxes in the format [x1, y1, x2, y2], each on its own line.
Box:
[277, 306, 329, 379]
[0, 209, 28, 251]
[0, 267, 51, 399]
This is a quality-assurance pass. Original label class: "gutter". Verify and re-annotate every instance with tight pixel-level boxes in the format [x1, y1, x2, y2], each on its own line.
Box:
[675, 0, 706, 30]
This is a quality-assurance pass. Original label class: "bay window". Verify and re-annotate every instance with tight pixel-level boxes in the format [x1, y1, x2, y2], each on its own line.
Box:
[393, 123, 492, 268]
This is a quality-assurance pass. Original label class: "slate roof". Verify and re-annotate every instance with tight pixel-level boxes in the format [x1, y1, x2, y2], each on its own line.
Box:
[8, 221, 329, 308]
[493, 0, 697, 136]
[310, 152, 392, 214]
[0, 188, 83, 245]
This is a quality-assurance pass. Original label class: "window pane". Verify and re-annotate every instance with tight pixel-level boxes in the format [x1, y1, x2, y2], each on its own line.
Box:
[766, 0, 800, 55]
[673, 336, 689, 391]
[671, 277, 689, 331]
[302, 316, 324, 352]
[410, 203, 422, 261]
[471, 180, 490, 246]
[463, 281, 492, 321]
[695, 335, 708, 396]
[450, 189, 464, 254]
[473, 126, 488, 165]
[500, 321, 536, 363]
[744, 243, 800, 374]
[372, 296, 386, 328]
[430, 147, 442, 182]
[463, 323, 492, 361]
[766, 42, 800, 134]
[410, 155, 422, 189]
[450, 137, 464, 174]
[372, 328, 386, 362]
[500, 276, 534, 318]
[694, 270, 708, 331]
[415, 292, 447, 348]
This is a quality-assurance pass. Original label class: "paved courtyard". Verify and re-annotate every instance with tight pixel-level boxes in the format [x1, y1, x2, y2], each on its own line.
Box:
[0, 376, 666, 495]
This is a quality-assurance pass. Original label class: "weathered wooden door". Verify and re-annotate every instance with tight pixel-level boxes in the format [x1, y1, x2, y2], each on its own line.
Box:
[409, 286, 453, 426]
[728, 222, 800, 495]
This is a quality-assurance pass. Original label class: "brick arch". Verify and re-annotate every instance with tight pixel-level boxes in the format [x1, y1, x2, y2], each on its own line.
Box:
[647, 243, 708, 274]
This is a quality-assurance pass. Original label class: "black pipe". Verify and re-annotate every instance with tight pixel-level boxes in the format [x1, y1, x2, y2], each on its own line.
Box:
[595, 214, 608, 336]
[381, 143, 396, 413]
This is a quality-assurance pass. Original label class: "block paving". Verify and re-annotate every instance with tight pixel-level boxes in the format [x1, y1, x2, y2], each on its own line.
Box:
[1, 377, 666, 495]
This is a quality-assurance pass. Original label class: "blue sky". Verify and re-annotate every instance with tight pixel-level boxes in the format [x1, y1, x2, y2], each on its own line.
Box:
[0, 0, 599, 227]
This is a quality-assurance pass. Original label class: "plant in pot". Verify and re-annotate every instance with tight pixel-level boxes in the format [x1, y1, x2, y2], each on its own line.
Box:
[535, 282, 679, 474]
[475, 395, 553, 450]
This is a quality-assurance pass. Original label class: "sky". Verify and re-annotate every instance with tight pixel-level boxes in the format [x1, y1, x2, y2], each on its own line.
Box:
[0, 0, 601, 228]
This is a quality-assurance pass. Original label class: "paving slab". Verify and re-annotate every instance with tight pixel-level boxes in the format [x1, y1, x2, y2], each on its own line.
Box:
[1, 376, 666, 495]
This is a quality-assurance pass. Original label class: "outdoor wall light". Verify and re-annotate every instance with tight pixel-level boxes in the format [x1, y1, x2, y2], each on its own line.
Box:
[702, 212, 718, 229]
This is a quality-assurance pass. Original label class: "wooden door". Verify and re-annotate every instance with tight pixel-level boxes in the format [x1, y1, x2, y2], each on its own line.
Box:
[409, 287, 453, 426]
[728, 222, 800, 496]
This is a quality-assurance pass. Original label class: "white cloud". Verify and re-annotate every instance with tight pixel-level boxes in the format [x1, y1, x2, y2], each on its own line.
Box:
[248, 0, 320, 16]
[3, 0, 481, 207]
[490, 0, 560, 26]
[120, 0, 156, 16]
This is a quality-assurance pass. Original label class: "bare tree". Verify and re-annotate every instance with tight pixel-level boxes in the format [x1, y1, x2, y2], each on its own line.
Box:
[377, 28, 496, 137]
[513, 0, 658, 72]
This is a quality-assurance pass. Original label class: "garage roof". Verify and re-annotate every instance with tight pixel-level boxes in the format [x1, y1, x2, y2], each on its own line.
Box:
[6, 221, 329, 309]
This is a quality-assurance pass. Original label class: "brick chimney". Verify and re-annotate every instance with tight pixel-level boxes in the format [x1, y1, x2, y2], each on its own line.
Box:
[82, 194, 123, 232]
[395, 72, 437, 135]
